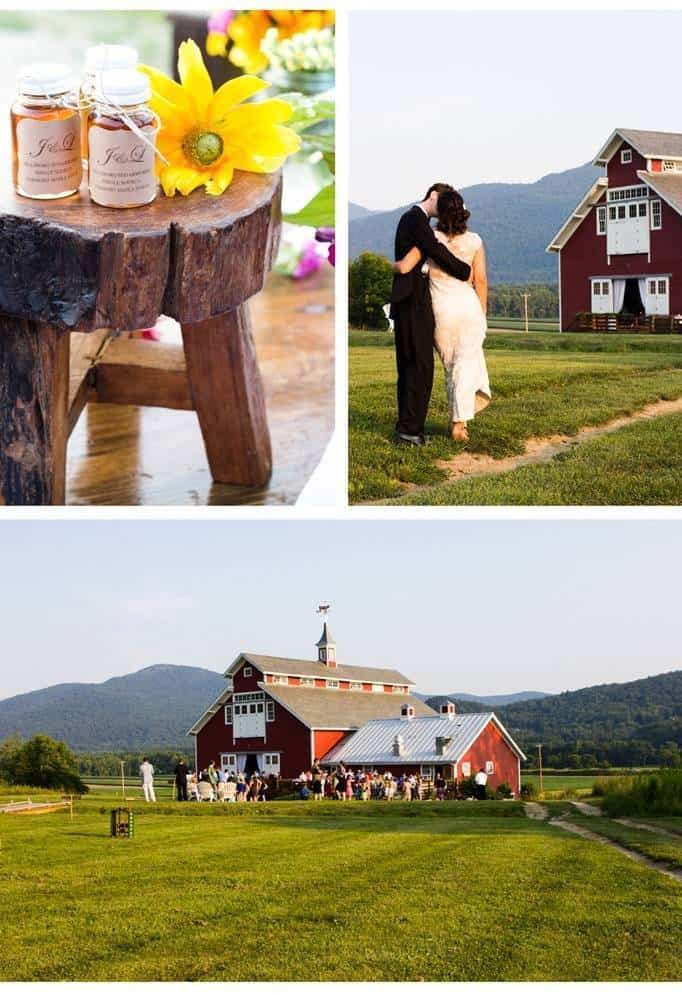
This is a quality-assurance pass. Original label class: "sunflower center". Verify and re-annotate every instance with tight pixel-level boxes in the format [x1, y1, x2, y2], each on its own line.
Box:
[182, 128, 224, 167]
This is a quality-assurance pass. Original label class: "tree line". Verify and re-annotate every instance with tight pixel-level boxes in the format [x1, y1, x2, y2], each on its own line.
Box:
[348, 252, 559, 330]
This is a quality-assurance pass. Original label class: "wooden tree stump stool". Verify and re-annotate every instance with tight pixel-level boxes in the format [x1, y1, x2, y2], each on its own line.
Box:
[0, 171, 282, 504]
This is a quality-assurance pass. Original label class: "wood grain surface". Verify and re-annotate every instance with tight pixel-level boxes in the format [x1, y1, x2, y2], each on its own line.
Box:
[65, 267, 334, 505]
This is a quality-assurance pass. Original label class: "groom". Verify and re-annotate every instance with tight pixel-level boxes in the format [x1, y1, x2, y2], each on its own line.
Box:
[390, 183, 471, 445]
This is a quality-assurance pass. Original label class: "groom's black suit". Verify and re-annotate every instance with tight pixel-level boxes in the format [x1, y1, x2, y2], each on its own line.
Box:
[390, 206, 471, 438]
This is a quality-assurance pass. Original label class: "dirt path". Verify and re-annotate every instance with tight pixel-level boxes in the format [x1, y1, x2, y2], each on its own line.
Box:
[523, 802, 549, 820]
[569, 800, 603, 816]
[397, 396, 682, 497]
[550, 816, 682, 884]
[615, 817, 682, 840]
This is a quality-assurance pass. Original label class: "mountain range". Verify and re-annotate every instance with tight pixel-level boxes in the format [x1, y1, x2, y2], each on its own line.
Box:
[0, 665, 679, 764]
[349, 162, 603, 283]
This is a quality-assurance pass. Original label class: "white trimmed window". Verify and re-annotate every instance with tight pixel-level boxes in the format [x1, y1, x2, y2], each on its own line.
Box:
[263, 753, 280, 774]
[266, 700, 275, 722]
[242, 666, 252, 678]
[662, 160, 681, 172]
[461, 762, 471, 778]
[420, 766, 434, 780]
[300, 677, 315, 687]
[651, 199, 662, 230]
[596, 205, 606, 235]
[272, 675, 288, 685]
[224, 704, 233, 725]
[372, 683, 384, 693]
[621, 148, 632, 164]
[485, 761, 495, 775]
[326, 679, 339, 689]
[220, 753, 236, 771]
[350, 681, 362, 691]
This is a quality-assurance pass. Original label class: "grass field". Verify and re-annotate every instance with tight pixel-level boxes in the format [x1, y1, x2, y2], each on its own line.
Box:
[1, 799, 681, 981]
[568, 815, 682, 871]
[348, 330, 682, 504]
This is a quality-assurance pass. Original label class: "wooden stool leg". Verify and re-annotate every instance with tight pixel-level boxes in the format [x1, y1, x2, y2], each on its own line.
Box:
[0, 317, 69, 505]
[181, 305, 272, 487]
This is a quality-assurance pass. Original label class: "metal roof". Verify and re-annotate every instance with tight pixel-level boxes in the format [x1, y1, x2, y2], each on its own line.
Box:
[637, 170, 682, 217]
[226, 652, 413, 686]
[321, 712, 527, 764]
[262, 683, 435, 731]
[595, 128, 682, 166]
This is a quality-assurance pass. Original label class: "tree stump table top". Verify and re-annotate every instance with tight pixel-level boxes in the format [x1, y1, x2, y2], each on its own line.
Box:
[0, 171, 282, 332]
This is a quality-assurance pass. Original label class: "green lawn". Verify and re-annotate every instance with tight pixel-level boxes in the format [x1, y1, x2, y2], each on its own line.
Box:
[348, 330, 682, 503]
[1, 801, 681, 981]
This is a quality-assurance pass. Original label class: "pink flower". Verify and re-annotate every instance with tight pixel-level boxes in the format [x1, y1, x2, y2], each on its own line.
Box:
[315, 227, 335, 267]
[293, 243, 322, 280]
[207, 10, 234, 34]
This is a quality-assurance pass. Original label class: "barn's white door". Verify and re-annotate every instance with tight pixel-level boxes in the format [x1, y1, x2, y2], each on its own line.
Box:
[262, 753, 281, 775]
[607, 200, 650, 256]
[645, 277, 669, 315]
[233, 693, 266, 739]
[591, 279, 612, 313]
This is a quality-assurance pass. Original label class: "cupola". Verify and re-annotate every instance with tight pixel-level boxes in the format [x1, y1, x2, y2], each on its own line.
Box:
[315, 607, 337, 667]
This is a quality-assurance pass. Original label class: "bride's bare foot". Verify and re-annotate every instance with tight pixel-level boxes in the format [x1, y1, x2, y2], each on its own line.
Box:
[475, 391, 491, 414]
[451, 422, 469, 443]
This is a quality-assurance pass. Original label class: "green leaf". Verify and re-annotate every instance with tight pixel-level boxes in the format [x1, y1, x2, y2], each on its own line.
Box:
[302, 133, 335, 154]
[278, 91, 335, 132]
[284, 182, 335, 228]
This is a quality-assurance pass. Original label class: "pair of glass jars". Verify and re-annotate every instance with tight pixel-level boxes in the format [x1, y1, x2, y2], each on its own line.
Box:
[11, 46, 159, 209]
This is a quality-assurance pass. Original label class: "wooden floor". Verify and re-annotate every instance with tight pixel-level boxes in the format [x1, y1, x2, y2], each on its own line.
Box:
[65, 267, 334, 505]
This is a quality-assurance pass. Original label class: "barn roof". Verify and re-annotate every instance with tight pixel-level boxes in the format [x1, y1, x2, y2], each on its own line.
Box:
[546, 177, 608, 252]
[321, 712, 527, 765]
[262, 683, 435, 731]
[227, 652, 413, 686]
[637, 170, 682, 216]
[595, 128, 682, 166]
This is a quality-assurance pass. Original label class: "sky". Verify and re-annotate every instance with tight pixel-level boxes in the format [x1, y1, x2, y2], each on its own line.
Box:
[350, 11, 682, 209]
[0, 520, 679, 701]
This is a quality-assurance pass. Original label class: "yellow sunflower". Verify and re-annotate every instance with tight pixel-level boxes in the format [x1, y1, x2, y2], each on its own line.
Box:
[227, 9, 336, 74]
[139, 40, 301, 197]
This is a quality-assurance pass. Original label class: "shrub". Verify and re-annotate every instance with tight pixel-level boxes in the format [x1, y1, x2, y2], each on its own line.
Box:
[494, 782, 514, 800]
[600, 770, 682, 817]
[520, 782, 538, 800]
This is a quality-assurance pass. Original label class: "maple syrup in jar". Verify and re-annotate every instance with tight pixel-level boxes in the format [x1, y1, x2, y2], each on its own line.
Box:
[80, 44, 138, 169]
[11, 63, 82, 199]
[87, 70, 158, 209]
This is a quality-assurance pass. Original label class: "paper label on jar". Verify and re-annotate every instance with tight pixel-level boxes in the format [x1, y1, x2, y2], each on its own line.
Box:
[17, 116, 82, 196]
[88, 126, 157, 207]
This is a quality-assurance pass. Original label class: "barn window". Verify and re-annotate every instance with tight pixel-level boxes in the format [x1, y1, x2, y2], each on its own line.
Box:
[300, 677, 314, 687]
[350, 681, 362, 690]
[658, 279, 667, 295]
[327, 679, 339, 689]
[662, 160, 680, 172]
[249, 704, 257, 714]
[461, 762, 471, 777]
[628, 204, 638, 218]
[420, 766, 434, 780]
[266, 701, 275, 722]
[620, 148, 632, 164]
[617, 205, 626, 219]
[596, 206, 606, 235]
[372, 683, 384, 693]
[651, 200, 662, 230]
[485, 761, 495, 775]
[608, 206, 616, 221]
[224, 704, 233, 725]
[242, 666, 252, 678]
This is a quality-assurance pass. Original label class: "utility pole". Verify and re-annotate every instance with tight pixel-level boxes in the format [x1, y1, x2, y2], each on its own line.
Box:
[537, 744, 543, 796]
[120, 760, 126, 800]
[522, 292, 530, 334]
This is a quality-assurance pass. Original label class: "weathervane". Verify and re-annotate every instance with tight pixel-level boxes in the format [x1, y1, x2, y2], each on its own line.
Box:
[316, 603, 331, 621]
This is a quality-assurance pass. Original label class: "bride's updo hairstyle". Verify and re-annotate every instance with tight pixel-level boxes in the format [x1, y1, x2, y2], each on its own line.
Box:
[436, 188, 470, 237]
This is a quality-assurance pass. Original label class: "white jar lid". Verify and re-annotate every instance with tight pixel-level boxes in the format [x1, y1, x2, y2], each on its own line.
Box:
[97, 69, 151, 106]
[18, 62, 73, 97]
[85, 44, 139, 74]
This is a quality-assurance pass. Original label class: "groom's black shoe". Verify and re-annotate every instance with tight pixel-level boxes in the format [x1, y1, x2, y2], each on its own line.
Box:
[395, 432, 425, 447]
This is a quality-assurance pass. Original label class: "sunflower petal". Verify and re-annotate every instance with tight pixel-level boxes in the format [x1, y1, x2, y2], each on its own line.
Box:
[177, 39, 214, 117]
[215, 99, 294, 134]
[224, 125, 300, 159]
[138, 64, 194, 119]
[204, 161, 235, 197]
[208, 75, 270, 125]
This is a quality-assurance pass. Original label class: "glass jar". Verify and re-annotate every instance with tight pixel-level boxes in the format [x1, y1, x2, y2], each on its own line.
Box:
[11, 63, 82, 200]
[80, 44, 138, 169]
[87, 70, 159, 209]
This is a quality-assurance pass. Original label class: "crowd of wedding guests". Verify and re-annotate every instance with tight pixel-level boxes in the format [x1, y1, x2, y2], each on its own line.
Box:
[136, 757, 491, 803]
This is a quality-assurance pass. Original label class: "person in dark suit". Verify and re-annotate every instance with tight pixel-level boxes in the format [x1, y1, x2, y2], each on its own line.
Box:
[390, 183, 471, 444]
[174, 757, 189, 801]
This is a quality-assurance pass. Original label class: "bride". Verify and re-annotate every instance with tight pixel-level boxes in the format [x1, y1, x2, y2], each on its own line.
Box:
[393, 188, 491, 443]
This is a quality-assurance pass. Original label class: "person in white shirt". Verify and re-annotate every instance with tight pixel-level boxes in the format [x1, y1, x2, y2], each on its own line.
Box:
[139, 758, 156, 803]
[474, 768, 488, 800]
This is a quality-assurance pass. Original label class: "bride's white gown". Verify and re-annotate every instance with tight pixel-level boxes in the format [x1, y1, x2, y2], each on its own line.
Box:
[428, 229, 490, 423]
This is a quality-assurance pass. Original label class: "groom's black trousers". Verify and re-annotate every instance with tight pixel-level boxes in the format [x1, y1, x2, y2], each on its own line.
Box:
[393, 272, 435, 438]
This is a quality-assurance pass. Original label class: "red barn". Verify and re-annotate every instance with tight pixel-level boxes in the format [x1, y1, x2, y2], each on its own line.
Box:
[321, 701, 526, 797]
[189, 623, 527, 794]
[188, 622, 434, 778]
[548, 128, 682, 332]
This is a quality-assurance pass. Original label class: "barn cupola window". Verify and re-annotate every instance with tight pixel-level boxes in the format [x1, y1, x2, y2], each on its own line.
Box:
[316, 619, 337, 667]
[400, 704, 415, 721]
[440, 701, 456, 720]
[621, 148, 632, 164]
